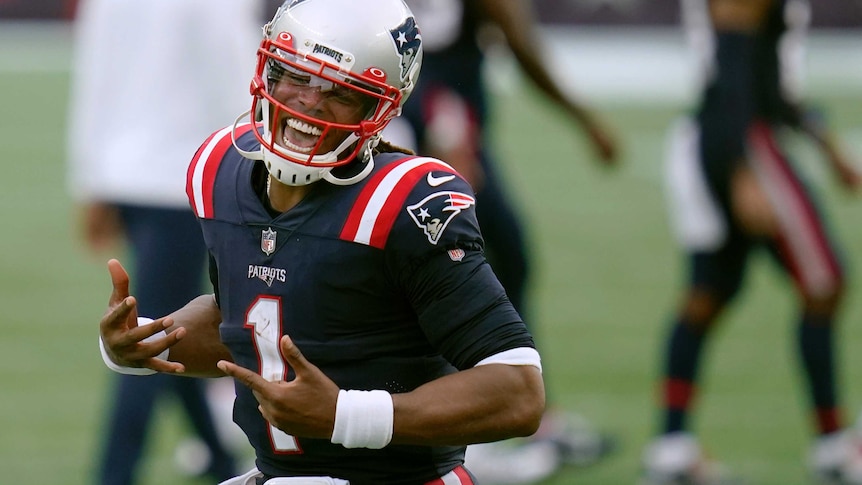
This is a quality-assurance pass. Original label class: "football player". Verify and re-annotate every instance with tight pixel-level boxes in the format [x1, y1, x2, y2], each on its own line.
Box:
[642, 0, 861, 483]
[97, 0, 545, 483]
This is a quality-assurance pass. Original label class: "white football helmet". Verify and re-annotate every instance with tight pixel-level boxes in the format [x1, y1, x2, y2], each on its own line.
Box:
[233, 0, 423, 186]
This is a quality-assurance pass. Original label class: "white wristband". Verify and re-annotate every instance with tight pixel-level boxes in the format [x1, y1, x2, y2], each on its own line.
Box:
[330, 389, 394, 449]
[99, 317, 169, 376]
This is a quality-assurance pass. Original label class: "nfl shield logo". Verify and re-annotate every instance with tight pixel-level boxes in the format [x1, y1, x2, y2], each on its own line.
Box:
[261, 227, 277, 256]
[448, 248, 465, 262]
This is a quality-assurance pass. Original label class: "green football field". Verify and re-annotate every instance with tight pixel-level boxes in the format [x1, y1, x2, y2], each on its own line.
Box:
[1, 27, 860, 485]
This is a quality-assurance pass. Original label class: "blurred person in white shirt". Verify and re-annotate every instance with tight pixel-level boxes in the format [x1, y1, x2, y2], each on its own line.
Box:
[66, 0, 264, 483]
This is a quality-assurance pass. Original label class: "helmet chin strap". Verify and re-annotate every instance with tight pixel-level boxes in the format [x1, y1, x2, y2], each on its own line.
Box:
[323, 146, 375, 186]
[325, 130, 381, 185]
[231, 110, 263, 161]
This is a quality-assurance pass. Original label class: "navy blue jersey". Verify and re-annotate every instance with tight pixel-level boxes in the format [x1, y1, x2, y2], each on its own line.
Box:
[185, 123, 534, 484]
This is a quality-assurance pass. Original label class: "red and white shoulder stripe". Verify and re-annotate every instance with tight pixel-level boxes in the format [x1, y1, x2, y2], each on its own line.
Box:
[185, 122, 256, 219]
[340, 156, 457, 249]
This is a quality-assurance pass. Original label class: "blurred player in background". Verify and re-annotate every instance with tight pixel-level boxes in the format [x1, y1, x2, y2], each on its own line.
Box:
[642, 0, 862, 483]
[384, 0, 620, 483]
[66, 0, 263, 483]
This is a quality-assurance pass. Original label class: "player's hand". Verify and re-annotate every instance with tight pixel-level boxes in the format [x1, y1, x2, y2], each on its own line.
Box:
[731, 165, 778, 237]
[99, 259, 186, 373]
[218, 335, 340, 439]
[79, 202, 123, 253]
[834, 160, 862, 193]
[826, 149, 862, 194]
[583, 118, 619, 167]
[804, 116, 861, 194]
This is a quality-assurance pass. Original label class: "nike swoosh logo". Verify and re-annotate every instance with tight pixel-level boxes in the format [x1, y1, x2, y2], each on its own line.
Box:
[427, 172, 456, 187]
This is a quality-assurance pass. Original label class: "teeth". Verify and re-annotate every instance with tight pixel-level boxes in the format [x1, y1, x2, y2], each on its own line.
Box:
[286, 118, 322, 136]
[282, 135, 313, 153]
[282, 118, 321, 154]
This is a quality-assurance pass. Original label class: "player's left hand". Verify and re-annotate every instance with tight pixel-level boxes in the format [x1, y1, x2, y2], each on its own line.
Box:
[828, 153, 862, 193]
[218, 335, 340, 439]
[585, 120, 619, 166]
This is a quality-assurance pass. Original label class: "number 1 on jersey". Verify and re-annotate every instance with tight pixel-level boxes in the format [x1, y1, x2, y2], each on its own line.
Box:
[246, 296, 301, 453]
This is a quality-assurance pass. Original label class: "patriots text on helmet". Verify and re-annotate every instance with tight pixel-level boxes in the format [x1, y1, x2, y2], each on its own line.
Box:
[312, 43, 344, 63]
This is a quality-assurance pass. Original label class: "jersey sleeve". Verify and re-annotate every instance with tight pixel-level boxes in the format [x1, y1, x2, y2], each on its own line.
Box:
[207, 251, 221, 307]
[383, 159, 536, 369]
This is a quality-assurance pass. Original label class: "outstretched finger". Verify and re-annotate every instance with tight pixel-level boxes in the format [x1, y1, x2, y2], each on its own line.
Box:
[218, 360, 272, 394]
[279, 335, 314, 376]
[107, 259, 131, 305]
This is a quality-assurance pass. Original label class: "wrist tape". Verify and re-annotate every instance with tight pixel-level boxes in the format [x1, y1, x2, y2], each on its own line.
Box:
[330, 389, 393, 449]
[99, 317, 169, 376]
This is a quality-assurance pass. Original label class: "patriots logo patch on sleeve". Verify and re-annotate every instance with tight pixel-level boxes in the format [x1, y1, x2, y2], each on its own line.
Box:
[407, 191, 475, 245]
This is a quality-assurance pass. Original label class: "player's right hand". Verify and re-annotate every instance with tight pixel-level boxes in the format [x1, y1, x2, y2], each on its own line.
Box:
[99, 259, 186, 373]
[218, 335, 340, 440]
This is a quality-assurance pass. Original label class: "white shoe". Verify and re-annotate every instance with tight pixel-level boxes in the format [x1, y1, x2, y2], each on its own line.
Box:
[810, 430, 862, 484]
[532, 411, 616, 467]
[174, 437, 212, 477]
[639, 432, 742, 485]
[464, 440, 560, 485]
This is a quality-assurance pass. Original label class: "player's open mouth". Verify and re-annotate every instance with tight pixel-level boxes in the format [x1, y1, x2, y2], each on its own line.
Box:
[281, 117, 322, 154]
